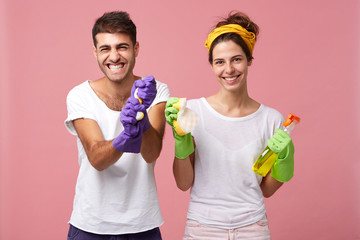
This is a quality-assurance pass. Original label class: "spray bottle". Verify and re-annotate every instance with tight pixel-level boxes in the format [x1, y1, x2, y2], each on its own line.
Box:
[252, 113, 300, 177]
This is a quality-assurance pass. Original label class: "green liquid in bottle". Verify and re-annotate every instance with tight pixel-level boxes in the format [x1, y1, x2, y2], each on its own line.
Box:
[252, 113, 300, 177]
[252, 147, 278, 177]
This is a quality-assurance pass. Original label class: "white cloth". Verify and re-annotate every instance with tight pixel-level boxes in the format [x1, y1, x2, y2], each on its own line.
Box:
[64, 80, 170, 234]
[186, 98, 283, 229]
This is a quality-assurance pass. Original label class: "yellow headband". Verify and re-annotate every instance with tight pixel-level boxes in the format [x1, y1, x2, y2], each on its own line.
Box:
[204, 24, 256, 55]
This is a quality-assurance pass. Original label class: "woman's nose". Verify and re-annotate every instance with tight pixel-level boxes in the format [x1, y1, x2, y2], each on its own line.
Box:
[225, 63, 235, 74]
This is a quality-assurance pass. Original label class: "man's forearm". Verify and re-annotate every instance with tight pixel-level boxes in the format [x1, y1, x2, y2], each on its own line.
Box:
[85, 140, 124, 171]
[140, 125, 163, 163]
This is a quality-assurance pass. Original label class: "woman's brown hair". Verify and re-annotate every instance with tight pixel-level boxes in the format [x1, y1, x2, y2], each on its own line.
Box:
[208, 11, 259, 64]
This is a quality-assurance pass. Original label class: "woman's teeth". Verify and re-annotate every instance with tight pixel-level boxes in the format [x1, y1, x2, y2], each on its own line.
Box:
[224, 76, 237, 81]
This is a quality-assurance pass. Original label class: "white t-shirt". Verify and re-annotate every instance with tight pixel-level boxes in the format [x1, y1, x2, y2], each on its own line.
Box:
[64, 80, 170, 234]
[186, 98, 283, 229]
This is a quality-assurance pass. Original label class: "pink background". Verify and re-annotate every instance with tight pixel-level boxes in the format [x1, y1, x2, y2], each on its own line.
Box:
[1, 0, 359, 239]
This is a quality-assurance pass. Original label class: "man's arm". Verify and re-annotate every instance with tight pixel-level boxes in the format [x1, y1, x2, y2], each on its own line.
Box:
[140, 102, 166, 163]
[73, 118, 123, 171]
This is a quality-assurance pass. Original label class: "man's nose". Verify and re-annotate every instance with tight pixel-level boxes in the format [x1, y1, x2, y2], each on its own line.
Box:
[109, 49, 121, 62]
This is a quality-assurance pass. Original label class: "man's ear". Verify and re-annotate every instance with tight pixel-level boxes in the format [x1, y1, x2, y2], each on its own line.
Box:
[93, 46, 97, 58]
[134, 42, 139, 57]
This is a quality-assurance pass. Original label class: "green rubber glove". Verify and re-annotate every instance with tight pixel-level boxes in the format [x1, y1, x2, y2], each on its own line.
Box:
[165, 97, 194, 159]
[268, 128, 295, 182]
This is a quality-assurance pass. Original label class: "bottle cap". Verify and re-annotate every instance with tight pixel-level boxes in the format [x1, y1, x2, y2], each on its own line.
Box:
[283, 113, 301, 127]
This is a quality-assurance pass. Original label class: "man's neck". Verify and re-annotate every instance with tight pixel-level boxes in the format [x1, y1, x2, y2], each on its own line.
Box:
[89, 74, 140, 111]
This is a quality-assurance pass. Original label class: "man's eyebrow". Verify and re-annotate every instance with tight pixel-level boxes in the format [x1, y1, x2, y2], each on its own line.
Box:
[117, 43, 130, 47]
[98, 43, 130, 49]
[98, 44, 110, 49]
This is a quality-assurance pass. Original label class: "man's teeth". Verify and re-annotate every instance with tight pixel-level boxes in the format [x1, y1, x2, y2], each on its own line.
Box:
[109, 64, 124, 70]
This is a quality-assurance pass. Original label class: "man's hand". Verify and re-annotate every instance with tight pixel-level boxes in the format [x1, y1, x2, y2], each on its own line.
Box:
[131, 75, 157, 108]
[112, 97, 149, 153]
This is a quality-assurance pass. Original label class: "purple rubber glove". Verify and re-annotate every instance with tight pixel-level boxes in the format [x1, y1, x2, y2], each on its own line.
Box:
[112, 97, 150, 153]
[131, 75, 157, 108]
[121, 97, 150, 132]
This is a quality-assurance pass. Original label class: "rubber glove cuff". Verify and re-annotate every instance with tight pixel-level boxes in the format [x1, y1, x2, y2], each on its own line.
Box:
[113, 131, 142, 153]
[174, 131, 194, 159]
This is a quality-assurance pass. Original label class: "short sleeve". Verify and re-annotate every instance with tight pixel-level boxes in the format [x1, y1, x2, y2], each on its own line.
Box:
[64, 82, 96, 135]
[149, 80, 170, 109]
[265, 107, 285, 135]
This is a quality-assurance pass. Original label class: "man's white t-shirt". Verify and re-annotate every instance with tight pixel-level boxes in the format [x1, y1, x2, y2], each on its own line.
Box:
[64, 80, 170, 234]
[186, 98, 283, 229]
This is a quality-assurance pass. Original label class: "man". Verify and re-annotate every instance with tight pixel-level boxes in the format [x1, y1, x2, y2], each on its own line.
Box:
[65, 11, 169, 239]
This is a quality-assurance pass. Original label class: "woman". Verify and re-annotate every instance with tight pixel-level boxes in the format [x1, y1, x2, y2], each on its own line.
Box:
[165, 12, 295, 239]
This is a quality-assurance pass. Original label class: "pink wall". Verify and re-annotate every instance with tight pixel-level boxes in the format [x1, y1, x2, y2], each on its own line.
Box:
[1, 0, 359, 239]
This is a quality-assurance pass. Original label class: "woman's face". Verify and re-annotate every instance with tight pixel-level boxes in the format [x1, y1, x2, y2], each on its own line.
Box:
[211, 40, 251, 92]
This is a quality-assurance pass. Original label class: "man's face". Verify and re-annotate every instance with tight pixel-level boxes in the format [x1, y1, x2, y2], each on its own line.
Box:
[93, 32, 139, 83]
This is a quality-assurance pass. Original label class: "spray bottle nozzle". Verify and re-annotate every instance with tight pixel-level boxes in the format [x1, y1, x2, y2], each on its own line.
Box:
[283, 113, 301, 127]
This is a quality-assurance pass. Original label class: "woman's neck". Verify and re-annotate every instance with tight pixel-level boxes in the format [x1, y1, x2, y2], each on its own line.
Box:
[206, 87, 260, 118]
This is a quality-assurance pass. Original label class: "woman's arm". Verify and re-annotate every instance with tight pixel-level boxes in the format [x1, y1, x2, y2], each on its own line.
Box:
[260, 171, 284, 198]
[173, 150, 195, 191]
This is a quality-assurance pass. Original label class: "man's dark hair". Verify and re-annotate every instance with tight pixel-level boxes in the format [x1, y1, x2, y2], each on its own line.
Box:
[92, 11, 137, 47]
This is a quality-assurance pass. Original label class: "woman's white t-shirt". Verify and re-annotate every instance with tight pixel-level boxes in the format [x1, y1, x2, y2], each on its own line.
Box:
[186, 98, 283, 229]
